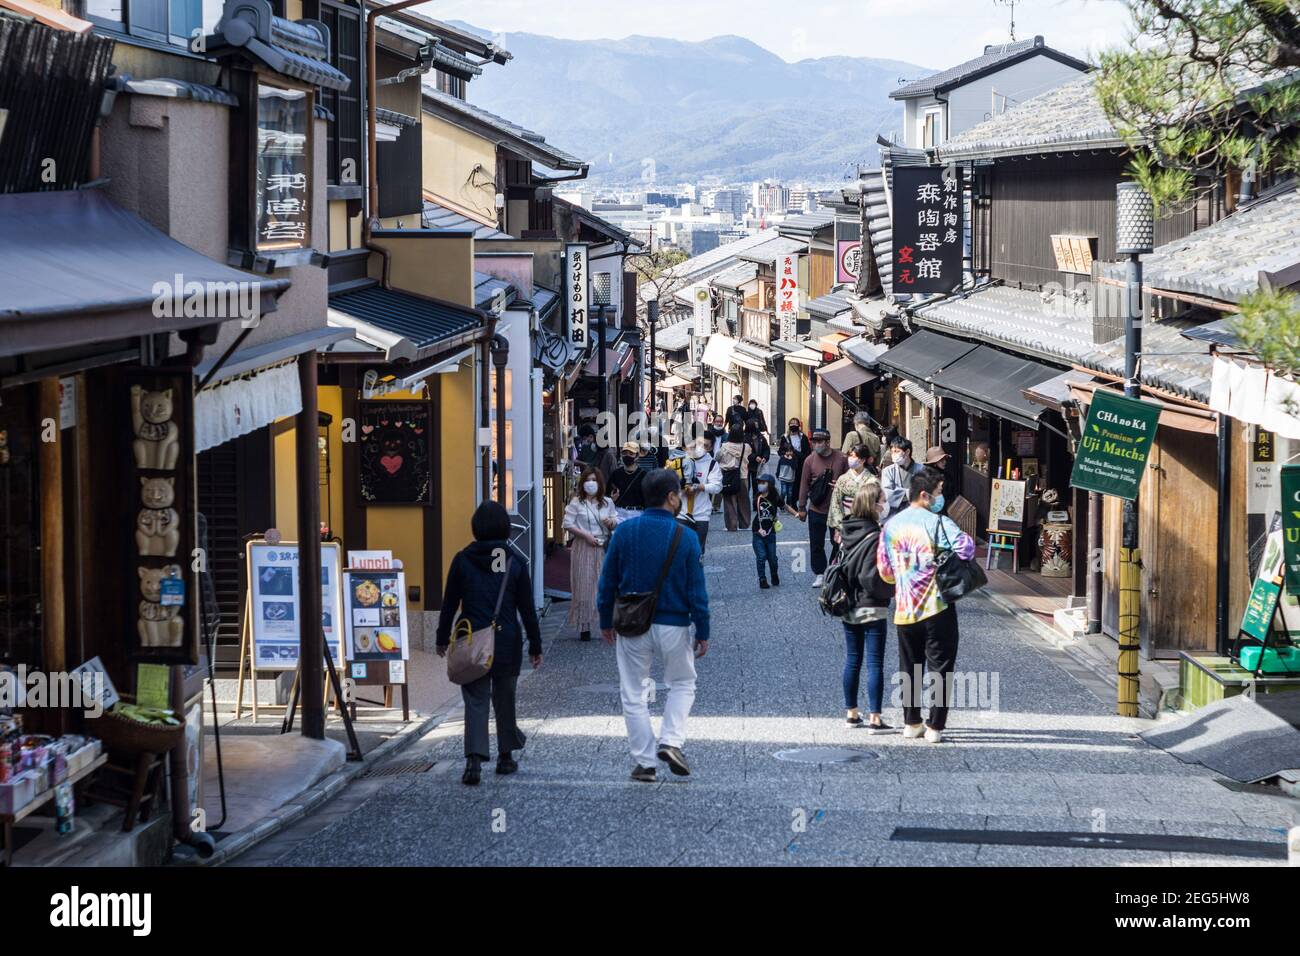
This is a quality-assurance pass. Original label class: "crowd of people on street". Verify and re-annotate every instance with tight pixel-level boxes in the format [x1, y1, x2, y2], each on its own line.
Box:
[436, 398, 978, 784]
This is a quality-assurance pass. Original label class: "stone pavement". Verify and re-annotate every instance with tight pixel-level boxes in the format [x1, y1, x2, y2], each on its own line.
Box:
[246, 514, 1298, 867]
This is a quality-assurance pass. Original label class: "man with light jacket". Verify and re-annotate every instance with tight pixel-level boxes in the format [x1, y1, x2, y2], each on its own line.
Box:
[879, 435, 925, 522]
[680, 437, 723, 557]
[598, 469, 711, 782]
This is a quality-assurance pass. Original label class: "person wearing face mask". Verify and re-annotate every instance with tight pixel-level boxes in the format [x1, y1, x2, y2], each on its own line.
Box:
[827, 443, 875, 544]
[744, 417, 770, 510]
[724, 394, 748, 431]
[841, 411, 881, 469]
[573, 422, 618, 484]
[796, 427, 848, 588]
[837, 481, 896, 731]
[562, 467, 620, 642]
[681, 438, 723, 557]
[875, 468, 975, 743]
[609, 441, 647, 512]
[880, 436, 925, 522]
[776, 419, 809, 501]
[750, 472, 800, 589]
[744, 398, 768, 438]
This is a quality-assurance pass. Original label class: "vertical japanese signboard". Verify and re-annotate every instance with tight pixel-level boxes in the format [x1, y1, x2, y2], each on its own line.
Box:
[256, 84, 310, 251]
[565, 243, 588, 349]
[892, 167, 962, 295]
[692, 286, 712, 337]
[776, 253, 799, 341]
[835, 215, 862, 284]
[1281, 464, 1300, 593]
[1069, 389, 1162, 500]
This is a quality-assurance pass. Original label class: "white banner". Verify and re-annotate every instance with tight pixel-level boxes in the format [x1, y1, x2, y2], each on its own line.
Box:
[565, 243, 589, 349]
[776, 253, 799, 341]
[692, 285, 711, 337]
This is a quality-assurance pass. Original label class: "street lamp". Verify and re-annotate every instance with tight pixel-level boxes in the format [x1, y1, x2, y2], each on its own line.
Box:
[591, 272, 612, 417]
[1114, 181, 1153, 719]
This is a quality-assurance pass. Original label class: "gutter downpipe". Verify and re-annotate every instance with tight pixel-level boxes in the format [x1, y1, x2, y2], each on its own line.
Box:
[1215, 409, 1231, 655]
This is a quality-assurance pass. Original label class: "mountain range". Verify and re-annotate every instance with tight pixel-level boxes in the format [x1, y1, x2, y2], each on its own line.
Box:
[445, 24, 930, 186]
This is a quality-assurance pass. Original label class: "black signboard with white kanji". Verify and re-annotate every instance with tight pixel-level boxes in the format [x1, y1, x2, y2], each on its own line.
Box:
[891, 166, 962, 295]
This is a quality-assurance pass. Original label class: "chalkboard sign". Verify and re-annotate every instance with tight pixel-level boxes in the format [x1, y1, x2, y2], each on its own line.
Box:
[358, 400, 433, 505]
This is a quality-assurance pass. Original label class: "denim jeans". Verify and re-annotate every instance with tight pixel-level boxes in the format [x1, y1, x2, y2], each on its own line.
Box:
[778, 479, 795, 501]
[843, 619, 888, 713]
[752, 532, 778, 581]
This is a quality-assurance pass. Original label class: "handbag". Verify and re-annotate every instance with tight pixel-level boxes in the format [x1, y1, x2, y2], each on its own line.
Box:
[933, 519, 986, 603]
[446, 557, 512, 685]
[612, 524, 683, 637]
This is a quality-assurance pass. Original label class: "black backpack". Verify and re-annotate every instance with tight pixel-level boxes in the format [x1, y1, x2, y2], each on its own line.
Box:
[721, 466, 741, 497]
[817, 555, 856, 617]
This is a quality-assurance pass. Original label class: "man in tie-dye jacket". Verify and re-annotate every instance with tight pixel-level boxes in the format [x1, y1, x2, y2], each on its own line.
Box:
[875, 468, 975, 743]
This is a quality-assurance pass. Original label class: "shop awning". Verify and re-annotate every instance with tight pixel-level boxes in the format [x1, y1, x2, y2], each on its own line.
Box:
[0, 189, 290, 359]
[875, 329, 978, 383]
[842, 337, 888, 369]
[328, 283, 486, 362]
[656, 374, 691, 391]
[195, 326, 354, 383]
[817, 356, 878, 404]
[196, 359, 302, 453]
[732, 340, 778, 373]
[929, 346, 1064, 429]
[701, 333, 738, 374]
[582, 346, 636, 379]
[899, 379, 935, 410]
[781, 345, 825, 367]
[1022, 369, 1096, 413]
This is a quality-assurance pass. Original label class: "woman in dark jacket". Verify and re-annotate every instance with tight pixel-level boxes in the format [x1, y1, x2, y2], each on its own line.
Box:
[837, 480, 895, 731]
[437, 502, 543, 785]
[776, 417, 810, 501]
[744, 417, 770, 509]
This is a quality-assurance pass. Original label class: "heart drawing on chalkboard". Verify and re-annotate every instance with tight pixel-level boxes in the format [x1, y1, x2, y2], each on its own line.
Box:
[379, 454, 404, 475]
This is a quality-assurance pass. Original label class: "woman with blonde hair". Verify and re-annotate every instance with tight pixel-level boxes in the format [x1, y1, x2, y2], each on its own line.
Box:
[563, 467, 618, 641]
[836, 479, 895, 730]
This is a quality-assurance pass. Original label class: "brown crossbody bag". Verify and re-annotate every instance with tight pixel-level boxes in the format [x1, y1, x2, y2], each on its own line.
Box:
[612, 524, 683, 637]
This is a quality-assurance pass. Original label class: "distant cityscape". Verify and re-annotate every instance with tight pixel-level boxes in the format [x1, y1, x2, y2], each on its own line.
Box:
[555, 179, 847, 255]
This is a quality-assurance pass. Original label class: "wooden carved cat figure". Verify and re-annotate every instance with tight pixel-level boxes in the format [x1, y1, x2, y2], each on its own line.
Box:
[138, 564, 184, 647]
[131, 385, 180, 471]
[136, 476, 180, 557]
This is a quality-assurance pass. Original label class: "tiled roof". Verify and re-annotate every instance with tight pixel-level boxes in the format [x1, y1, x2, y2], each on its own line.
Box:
[891, 36, 1087, 100]
[805, 289, 855, 320]
[934, 73, 1124, 161]
[329, 285, 482, 350]
[474, 271, 518, 311]
[422, 88, 586, 171]
[664, 229, 779, 284]
[711, 261, 758, 291]
[531, 285, 559, 320]
[422, 198, 510, 238]
[910, 282, 1218, 403]
[776, 210, 835, 238]
[736, 235, 807, 265]
[654, 318, 693, 352]
[1097, 181, 1300, 304]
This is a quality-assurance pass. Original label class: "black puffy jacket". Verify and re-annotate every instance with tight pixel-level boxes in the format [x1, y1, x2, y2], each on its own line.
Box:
[838, 516, 894, 609]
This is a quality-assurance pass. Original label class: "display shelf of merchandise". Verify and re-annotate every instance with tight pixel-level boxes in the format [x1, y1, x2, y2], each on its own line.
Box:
[1, 753, 107, 866]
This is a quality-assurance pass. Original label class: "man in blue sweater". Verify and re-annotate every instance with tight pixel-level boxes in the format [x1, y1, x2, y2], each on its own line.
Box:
[598, 468, 711, 782]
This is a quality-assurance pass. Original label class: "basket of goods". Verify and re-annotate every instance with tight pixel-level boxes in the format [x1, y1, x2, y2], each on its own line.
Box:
[86, 703, 184, 756]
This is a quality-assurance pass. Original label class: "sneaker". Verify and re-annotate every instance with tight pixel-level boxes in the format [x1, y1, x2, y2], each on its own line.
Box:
[496, 754, 518, 775]
[630, 765, 657, 783]
[866, 720, 893, 734]
[924, 726, 944, 744]
[902, 723, 926, 739]
[845, 714, 864, 728]
[811, 574, 824, 588]
[759, 578, 770, 589]
[656, 744, 691, 776]
[462, 756, 482, 786]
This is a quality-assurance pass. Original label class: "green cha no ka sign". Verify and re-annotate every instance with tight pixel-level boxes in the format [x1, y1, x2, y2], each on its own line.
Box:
[1282, 464, 1300, 593]
[1069, 389, 1162, 500]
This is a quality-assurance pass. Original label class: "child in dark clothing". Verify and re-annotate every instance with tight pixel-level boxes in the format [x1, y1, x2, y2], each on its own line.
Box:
[751, 472, 800, 589]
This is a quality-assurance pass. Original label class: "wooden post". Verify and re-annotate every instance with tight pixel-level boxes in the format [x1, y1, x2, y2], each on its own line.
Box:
[297, 357, 325, 740]
[37, 379, 66, 683]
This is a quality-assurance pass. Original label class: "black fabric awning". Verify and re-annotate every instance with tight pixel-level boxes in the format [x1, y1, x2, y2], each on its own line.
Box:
[0, 189, 290, 360]
[875, 329, 978, 382]
[817, 357, 878, 403]
[929, 345, 1064, 429]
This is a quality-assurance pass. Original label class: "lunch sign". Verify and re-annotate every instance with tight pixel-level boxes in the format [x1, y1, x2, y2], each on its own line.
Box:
[1069, 389, 1162, 501]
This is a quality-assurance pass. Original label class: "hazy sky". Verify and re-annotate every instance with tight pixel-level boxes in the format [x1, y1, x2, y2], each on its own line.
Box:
[420, 0, 1135, 71]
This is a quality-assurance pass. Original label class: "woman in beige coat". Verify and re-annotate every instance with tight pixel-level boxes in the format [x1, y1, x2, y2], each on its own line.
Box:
[717, 425, 752, 531]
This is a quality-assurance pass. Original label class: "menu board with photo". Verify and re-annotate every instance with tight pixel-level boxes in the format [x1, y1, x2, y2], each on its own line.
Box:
[989, 478, 1027, 534]
[343, 569, 410, 664]
[256, 83, 310, 251]
[246, 541, 345, 671]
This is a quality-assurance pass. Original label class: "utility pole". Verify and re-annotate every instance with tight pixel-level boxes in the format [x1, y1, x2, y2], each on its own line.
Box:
[1115, 182, 1154, 718]
[592, 273, 612, 418]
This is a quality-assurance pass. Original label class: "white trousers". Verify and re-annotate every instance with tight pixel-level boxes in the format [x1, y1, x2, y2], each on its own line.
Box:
[615, 623, 697, 769]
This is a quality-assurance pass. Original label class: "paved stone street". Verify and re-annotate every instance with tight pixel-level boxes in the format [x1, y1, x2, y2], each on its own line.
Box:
[248, 515, 1297, 867]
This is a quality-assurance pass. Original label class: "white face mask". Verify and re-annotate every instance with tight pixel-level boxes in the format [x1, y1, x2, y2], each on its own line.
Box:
[848, 457, 863, 471]
[583, 481, 599, 496]
[876, 499, 889, 520]
[690, 447, 705, 460]
[757, 482, 769, 493]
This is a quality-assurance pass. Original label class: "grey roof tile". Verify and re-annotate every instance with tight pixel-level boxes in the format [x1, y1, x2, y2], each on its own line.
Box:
[891, 36, 1087, 100]
[422, 199, 510, 239]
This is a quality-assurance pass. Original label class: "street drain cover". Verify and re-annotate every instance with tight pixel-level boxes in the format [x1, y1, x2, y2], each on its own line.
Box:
[360, 760, 436, 779]
[575, 682, 669, 694]
[774, 747, 877, 764]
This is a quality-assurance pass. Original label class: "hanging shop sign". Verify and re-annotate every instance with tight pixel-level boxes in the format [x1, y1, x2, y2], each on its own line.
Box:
[1069, 389, 1161, 501]
[357, 400, 433, 505]
[692, 286, 712, 337]
[776, 253, 799, 341]
[565, 243, 589, 349]
[1281, 464, 1300, 594]
[891, 166, 963, 295]
[255, 83, 311, 251]
[243, 541, 345, 671]
[837, 240, 862, 285]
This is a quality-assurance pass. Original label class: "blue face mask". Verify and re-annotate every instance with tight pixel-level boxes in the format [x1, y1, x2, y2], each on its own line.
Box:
[927, 493, 945, 514]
